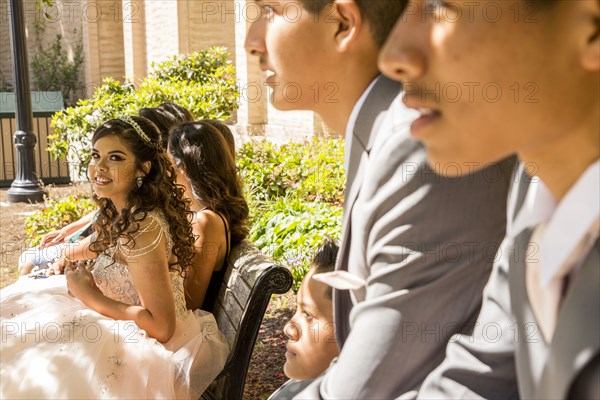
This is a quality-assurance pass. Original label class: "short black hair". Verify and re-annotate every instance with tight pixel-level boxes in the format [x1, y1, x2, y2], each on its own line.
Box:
[309, 237, 339, 299]
[311, 237, 339, 274]
[299, 0, 407, 48]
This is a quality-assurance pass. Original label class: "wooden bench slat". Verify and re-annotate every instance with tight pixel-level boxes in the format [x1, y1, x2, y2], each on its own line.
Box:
[224, 268, 252, 308]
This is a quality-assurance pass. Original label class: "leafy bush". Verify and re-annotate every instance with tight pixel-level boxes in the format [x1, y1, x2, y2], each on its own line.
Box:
[240, 137, 345, 289]
[249, 198, 342, 291]
[24, 194, 96, 247]
[238, 138, 345, 205]
[49, 47, 238, 177]
[31, 22, 84, 106]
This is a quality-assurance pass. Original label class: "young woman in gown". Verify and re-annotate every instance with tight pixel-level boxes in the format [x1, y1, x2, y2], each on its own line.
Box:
[17, 102, 194, 276]
[0, 116, 229, 399]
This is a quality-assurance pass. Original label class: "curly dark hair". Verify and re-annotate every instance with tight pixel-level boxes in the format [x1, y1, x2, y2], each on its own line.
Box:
[168, 121, 249, 246]
[89, 116, 195, 275]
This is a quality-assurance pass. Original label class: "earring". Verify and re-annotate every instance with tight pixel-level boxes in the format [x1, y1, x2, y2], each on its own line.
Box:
[136, 176, 143, 188]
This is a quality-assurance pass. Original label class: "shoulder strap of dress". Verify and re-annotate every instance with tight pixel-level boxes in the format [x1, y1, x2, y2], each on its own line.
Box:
[198, 208, 231, 268]
[198, 210, 230, 311]
[213, 211, 230, 265]
[119, 210, 171, 258]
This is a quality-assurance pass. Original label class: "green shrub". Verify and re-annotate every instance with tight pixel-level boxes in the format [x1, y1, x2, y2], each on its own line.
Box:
[238, 138, 345, 205]
[239, 138, 345, 289]
[249, 197, 342, 291]
[24, 194, 96, 247]
[31, 21, 84, 106]
[49, 47, 238, 177]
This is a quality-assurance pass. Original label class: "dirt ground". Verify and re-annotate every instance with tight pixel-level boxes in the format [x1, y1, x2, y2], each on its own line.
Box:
[0, 183, 88, 287]
[0, 183, 292, 399]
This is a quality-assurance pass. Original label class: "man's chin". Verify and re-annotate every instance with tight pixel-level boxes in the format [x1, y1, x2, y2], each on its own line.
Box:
[266, 86, 312, 112]
[283, 362, 297, 380]
[270, 97, 302, 112]
[426, 145, 513, 178]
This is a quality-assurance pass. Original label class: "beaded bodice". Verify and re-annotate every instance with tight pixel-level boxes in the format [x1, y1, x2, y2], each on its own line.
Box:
[92, 211, 187, 317]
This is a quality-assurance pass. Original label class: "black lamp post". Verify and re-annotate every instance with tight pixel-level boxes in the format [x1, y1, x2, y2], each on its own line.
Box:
[7, 0, 46, 203]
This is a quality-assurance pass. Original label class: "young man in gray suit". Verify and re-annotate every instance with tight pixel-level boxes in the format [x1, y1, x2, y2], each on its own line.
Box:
[246, 1, 514, 398]
[380, 0, 599, 398]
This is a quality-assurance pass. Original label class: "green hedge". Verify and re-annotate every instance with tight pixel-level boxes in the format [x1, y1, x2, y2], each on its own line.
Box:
[249, 197, 342, 291]
[238, 138, 345, 205]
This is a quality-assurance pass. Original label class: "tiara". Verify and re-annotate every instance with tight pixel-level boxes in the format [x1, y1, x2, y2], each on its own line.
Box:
[119, 116, 159, 150]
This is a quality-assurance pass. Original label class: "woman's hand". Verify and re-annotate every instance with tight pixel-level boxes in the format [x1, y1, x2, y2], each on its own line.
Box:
[66, 264, 100, 299]
[48, 240, 93, 275]
[39, 229, 67, 248]
[48, 254, 69, 275]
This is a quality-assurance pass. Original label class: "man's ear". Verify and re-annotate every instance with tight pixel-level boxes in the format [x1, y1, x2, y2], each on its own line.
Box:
[580, 1, 600, 70]
[333, 0, 364, 52]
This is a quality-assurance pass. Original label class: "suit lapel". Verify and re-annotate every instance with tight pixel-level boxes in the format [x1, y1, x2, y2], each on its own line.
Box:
[511, 229, 600, 399]
[506, 166, 600, 398]
[535, 239, 600, 399]
[509, 229, 549, 398]
[340, 76, 402, 241]
[334, 76, 401, 346]
[339, 76, 402, 273]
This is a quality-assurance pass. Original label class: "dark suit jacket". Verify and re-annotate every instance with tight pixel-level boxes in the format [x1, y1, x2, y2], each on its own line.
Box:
[417, 164, 599, 399]
[296, 78, 515, 399]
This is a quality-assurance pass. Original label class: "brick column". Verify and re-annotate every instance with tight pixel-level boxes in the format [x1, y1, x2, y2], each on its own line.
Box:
[123, 0, 147, 84]
[81, 0, 126, 96]
[234, 0, 267, 134]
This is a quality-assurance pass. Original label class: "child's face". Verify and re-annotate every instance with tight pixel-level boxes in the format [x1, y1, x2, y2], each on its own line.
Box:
[283, 268, 339, 380]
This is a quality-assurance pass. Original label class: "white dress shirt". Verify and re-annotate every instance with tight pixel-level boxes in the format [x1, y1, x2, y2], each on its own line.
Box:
[512, 160, 599, 287]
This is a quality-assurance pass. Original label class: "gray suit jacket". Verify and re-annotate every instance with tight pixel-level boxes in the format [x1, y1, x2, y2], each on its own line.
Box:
[268, 379, 313, 400]
[296, 79, 515, 399]
[417, 164, 600, 399]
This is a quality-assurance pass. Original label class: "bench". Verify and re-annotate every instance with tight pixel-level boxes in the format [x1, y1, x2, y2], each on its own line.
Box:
[201, 239, 293, 400]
